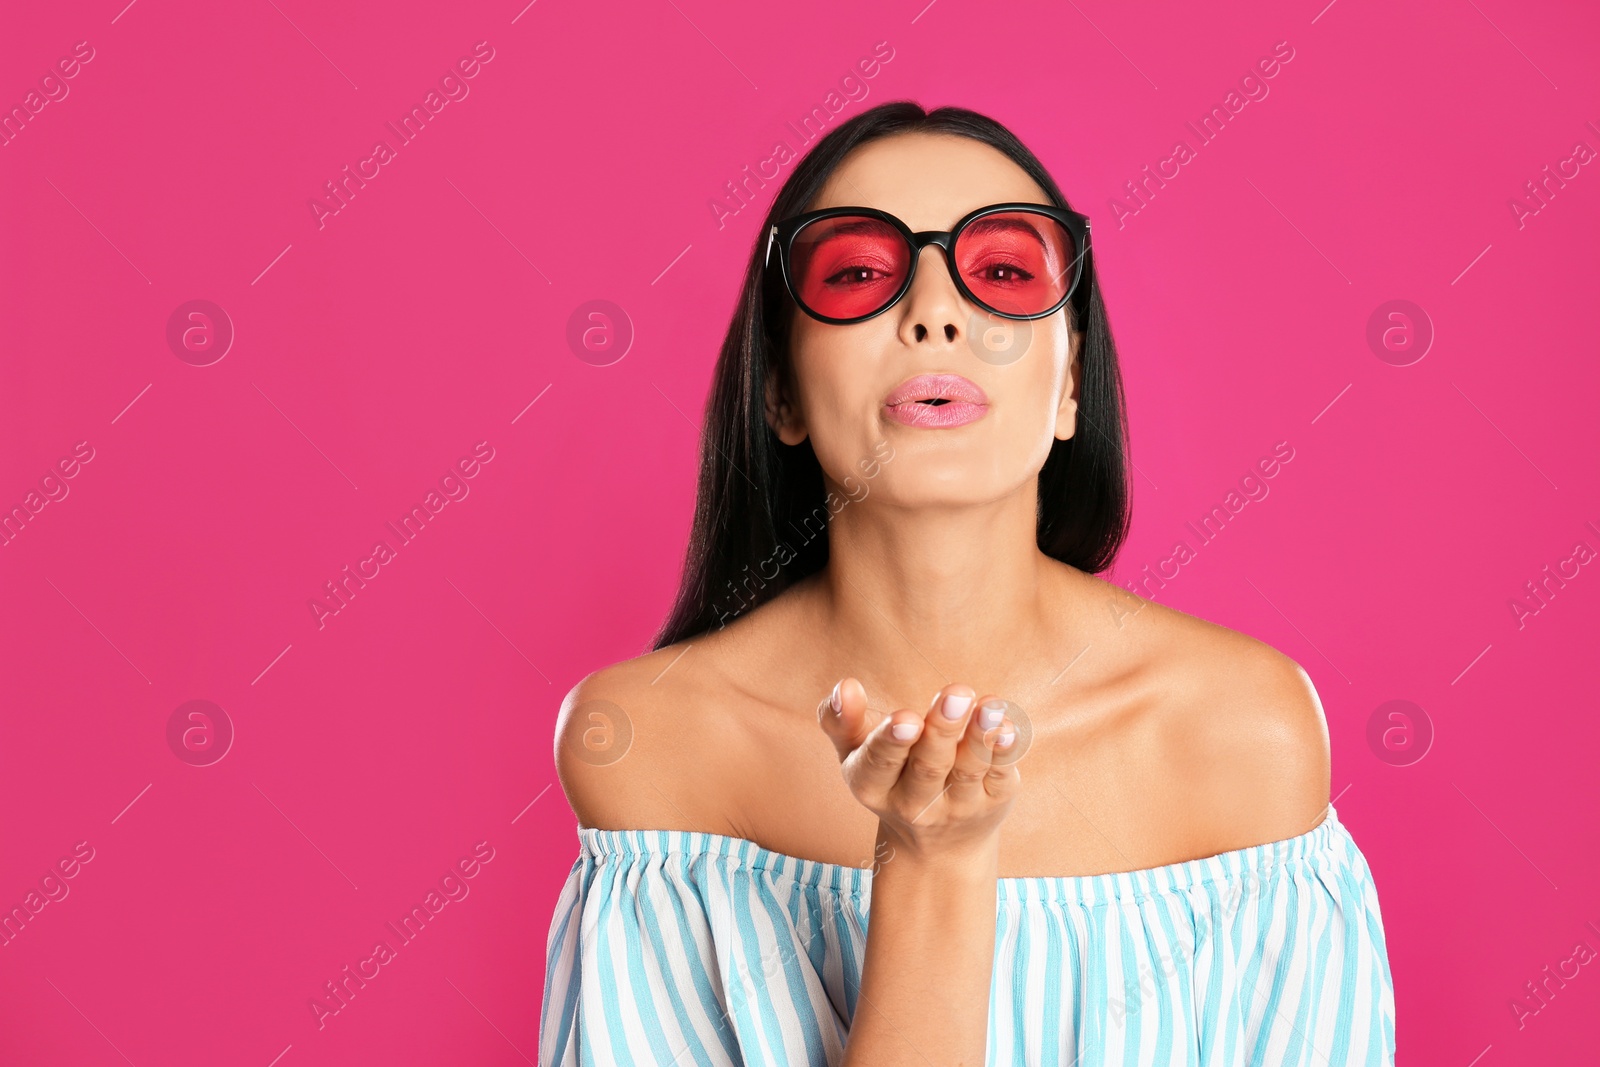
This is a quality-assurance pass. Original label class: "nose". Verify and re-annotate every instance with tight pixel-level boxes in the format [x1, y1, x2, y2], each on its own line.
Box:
[897, 244, 965, 347]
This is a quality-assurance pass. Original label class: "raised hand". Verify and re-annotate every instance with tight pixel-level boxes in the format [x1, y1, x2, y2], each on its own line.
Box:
[818, 677, 1022, 864]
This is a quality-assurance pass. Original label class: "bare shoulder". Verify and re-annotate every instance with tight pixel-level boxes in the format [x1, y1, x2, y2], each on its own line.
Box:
[1164, 604, 1331, 849]
[1098, 582, 1332, 853]
[553, 627, 777, 831]
[551, 642, 742, 833]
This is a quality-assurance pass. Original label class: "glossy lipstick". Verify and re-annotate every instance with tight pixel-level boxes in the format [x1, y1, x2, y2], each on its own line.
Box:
[883, 373, 989, 428]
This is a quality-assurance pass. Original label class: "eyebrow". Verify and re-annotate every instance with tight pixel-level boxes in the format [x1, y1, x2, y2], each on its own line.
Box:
[813, 217, 897, 238]
[812, 214, 1050, 248]
[960, 216, 1049, 249]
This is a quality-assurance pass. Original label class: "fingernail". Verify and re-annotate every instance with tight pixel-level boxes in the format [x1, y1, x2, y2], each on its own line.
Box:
[979, 701, 1005, 730]
[830, 682, 841, 715]
[940, 693, 972, 720]
[997, 729, 1016, 748]
[891, 722, 919, 741]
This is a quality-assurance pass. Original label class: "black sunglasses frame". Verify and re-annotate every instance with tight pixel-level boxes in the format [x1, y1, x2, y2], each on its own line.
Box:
[765, 201, 1092, 326]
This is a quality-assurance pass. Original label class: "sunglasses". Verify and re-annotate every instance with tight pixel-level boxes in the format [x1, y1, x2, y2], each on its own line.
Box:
[765, 202, 1091, 325]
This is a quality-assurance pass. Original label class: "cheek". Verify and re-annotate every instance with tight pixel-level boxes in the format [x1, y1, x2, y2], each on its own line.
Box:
[1004, 323, 1075, 447]
[1013, 322, 1073, 403]
[791, 325, 900, 464]
[1050, 327, 1078, 403]
[793, 322, 890, 413]
[980, 314, 1070, 373]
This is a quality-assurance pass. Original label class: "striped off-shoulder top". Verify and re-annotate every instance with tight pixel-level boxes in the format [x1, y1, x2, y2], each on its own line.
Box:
[538, 804, 1395, 1065]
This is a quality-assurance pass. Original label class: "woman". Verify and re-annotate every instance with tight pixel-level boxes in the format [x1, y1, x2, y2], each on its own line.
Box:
[540, 101, 1395, 1065]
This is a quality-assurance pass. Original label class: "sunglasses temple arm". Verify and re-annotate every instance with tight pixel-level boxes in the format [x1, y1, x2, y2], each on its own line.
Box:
[764, 225, 777, 268]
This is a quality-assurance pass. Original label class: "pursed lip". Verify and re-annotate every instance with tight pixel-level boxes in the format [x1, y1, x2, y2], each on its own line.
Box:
[882, 373, 989, 407]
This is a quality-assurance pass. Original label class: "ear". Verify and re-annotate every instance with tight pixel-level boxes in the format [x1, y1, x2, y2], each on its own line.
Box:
[764, 372, 808, 445]
[1054, 328, 1083, 442]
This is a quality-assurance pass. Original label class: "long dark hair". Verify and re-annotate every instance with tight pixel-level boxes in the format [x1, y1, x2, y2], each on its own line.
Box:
[650, 101, 1130, 650]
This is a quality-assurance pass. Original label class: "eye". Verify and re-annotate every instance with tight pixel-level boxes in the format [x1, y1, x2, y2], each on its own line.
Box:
[975, 262, 1035, 285]
[823, 266, 892, 286]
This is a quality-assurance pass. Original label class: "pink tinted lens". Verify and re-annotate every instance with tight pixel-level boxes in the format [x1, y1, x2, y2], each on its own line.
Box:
[790, 216, 911, 320]
[955, 211, 1076, 316]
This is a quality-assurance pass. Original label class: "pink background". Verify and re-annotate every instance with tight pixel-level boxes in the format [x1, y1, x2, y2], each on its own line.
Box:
[3, 0, 1597, 1063]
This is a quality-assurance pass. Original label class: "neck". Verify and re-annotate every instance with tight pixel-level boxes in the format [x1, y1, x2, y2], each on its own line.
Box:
[803, 480, 1075, 712]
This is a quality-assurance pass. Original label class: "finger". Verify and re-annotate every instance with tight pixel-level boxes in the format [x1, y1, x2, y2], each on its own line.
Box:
[817, 677, 875, 762]
[840, 705, 927, 806]
[887, 685, 976, 818]
[972, 698, 1024, 802]
[946, 696, 1008, 806]
[984, 731, 1023, 801]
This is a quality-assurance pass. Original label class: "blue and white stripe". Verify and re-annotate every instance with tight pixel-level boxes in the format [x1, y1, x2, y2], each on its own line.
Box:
[539, 805, 1395, 1065]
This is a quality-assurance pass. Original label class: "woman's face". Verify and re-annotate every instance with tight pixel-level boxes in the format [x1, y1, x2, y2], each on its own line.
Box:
[766, 131, 1083, 508]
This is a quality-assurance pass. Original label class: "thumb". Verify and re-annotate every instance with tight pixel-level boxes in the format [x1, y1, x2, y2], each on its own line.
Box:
[817, 677, 873, 761]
